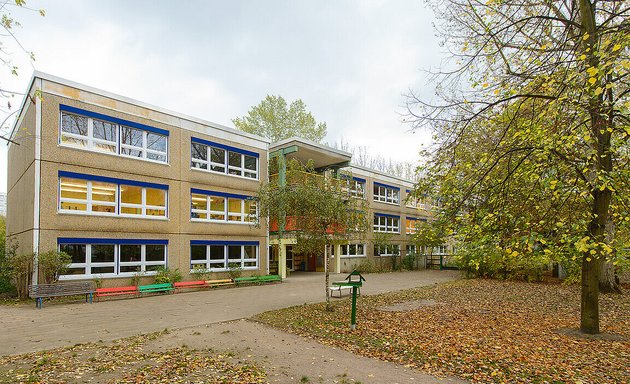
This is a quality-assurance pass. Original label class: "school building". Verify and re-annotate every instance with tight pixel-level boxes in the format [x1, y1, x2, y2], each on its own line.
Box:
[5, 72, 447, 286]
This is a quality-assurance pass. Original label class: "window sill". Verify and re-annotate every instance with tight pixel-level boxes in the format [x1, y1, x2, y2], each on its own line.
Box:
[372, 199, 401, 206]
[190, 219, 257, 225]
[58, 143, 170, 166]
[58, 210, 169, 221]
[59, 271, 159, 280]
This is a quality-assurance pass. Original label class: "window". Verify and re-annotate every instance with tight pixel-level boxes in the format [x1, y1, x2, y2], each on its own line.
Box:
[61, 113, 117, 154]
[406, 190, 420, 208]
[343, 177, 366, 198]
[121, 126, 168, 162]
[59, 105, 169, 163]
[373, 182, 400, 204]
[373, 214, 400, 233]
[59, 177, 117, 214]
[190, 137, 259, 179]
[340, 244, 365, 258]
[407, 244, 417, 255]
[190, 189, 257, 224]
[374, 244, 400, 257]
[120, 184, 167, 217]
[59, 239, 167, 279]
[434, 245, 448, 255]
[190, 241, 258, 271]
[58, 171, 168, 219]
[406, 218, 419, 235]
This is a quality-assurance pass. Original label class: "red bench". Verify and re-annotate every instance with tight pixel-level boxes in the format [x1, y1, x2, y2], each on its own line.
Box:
[173, 280, 207, 289]
[96, 286, 138, 299]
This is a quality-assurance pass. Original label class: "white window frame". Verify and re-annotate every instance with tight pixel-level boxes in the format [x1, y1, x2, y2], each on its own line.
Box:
[407, 244, 418, 255]
[59, 242, 167, 280]
[190, 244, 259, 272]
[373, 214, 400, 233]
[59, 178, 118, 216]
[373, 184, 400, 205]
[374, 244, 400, 257]
[344, 179, 365, 198]
[191, 141, 259, 180]
[120, 126, 168, 163]
[60, 110, 168, 164]
[119, 185, 168, 219]
[434, 245, 448, 255]
[406, 219, 418, 235]
[191, 192, 257, 224]
[340, 243, 366, 258]
[60, 112, 118, 154]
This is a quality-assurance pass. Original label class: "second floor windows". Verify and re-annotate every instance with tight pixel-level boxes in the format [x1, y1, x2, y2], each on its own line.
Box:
[344, 177, 366, 198]
[60, 105, 169, 164]
[58, 171, 168, 219]
[191, 137, 259, 180]
[373, 213, 400, 233]
[190, 188, 257, 224]
[373, 182, 400, 205]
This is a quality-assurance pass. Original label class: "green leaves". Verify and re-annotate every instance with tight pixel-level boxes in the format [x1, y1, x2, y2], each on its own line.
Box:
[232, 95, 327, 143]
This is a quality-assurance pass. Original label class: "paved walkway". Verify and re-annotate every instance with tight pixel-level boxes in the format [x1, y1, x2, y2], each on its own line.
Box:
[1, 270, 459, 357]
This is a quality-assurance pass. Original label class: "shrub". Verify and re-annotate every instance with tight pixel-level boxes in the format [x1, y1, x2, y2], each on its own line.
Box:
[38, 251, 71, 284]
[227, 263, 243, 280]
[6, 252, 34, 299]
[153, 267, 182, 284]
[0, 240, 18, 295]
[130, 272, 144, 286]
[190, 266, 212, 281]
[402, 253, 416, 270]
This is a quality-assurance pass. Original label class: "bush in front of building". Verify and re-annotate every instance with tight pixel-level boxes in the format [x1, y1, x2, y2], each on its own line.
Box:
[153, 266, 182, 284]
[37, 251, 71, 284]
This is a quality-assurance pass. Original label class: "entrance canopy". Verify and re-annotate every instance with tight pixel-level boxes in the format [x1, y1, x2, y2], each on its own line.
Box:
[270, 137, 352, 171]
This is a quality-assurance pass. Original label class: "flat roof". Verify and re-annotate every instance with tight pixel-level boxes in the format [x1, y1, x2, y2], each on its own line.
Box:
[7, 71, 270, 147]
[270, 136, 352, 170]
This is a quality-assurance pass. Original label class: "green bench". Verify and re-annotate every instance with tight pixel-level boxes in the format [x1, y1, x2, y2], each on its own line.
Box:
[234, 275, 281, 285]
[138, 283, 174, 294]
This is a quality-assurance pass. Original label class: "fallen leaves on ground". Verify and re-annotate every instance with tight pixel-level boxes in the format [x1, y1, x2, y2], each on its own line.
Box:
[0, 330, 266, 384]
[255, 279, 629, 383]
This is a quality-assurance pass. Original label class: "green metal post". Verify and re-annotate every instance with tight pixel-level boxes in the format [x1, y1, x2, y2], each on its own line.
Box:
[350, 286, 357, 330]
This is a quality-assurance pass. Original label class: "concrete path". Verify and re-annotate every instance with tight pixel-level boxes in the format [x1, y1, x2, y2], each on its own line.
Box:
[0, 270, 459, 356]
[0, 270, 464, 383]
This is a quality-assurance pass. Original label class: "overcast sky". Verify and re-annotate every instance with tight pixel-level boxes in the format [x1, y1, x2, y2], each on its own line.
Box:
[0, 0, 443, 192]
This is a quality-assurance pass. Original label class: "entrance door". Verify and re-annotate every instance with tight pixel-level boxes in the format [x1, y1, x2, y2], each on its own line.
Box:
[308, 254, 316, 271]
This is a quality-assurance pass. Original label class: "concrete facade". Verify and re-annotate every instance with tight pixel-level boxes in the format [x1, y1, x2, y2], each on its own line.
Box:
[6, 73, 269, 286]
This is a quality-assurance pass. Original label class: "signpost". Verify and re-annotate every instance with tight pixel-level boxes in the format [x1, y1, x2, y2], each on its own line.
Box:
[333, 269, 366, 330]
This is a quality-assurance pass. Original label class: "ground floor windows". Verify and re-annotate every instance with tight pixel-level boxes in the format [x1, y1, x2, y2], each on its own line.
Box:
[190, 240, 258, 271]
[374, 244, 400, 257]
[407, 244, 418, 255]
[340, 243, 365, 258]
[58, 238, 167, 279]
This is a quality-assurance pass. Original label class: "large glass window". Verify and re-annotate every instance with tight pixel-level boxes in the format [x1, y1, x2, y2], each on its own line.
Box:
[60, 108, 168, 163]
[373, 183, 400, 204]
[61, 113, 117, 153]
[190, 139, 258, 179]
[59, 241, 166, 279]
[406, 218, 418, 235]
[340, 244, 365, 258]
[58, 172, 168, 219]
[190, 190, 256, 224]
[190, 243, 258, 271]
[373, 214, 400, 233]
[374, 244, 400, 257]
[59, 177, 117, 214]
[121, 126, 168, 162]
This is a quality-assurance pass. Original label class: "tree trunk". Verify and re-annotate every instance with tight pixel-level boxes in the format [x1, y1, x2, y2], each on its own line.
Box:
[325, 247, 332, 311]
[599, 259, 621, 294]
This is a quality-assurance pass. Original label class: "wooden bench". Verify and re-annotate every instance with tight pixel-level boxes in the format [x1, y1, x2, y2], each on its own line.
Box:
[206, 279, 235, 288]
[173, 280, 207, 290]
[96, 286, 138, 299]
[138, 283, 174, 294]
[28, 281, 95, 309]
[234, 275, 282, 285]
